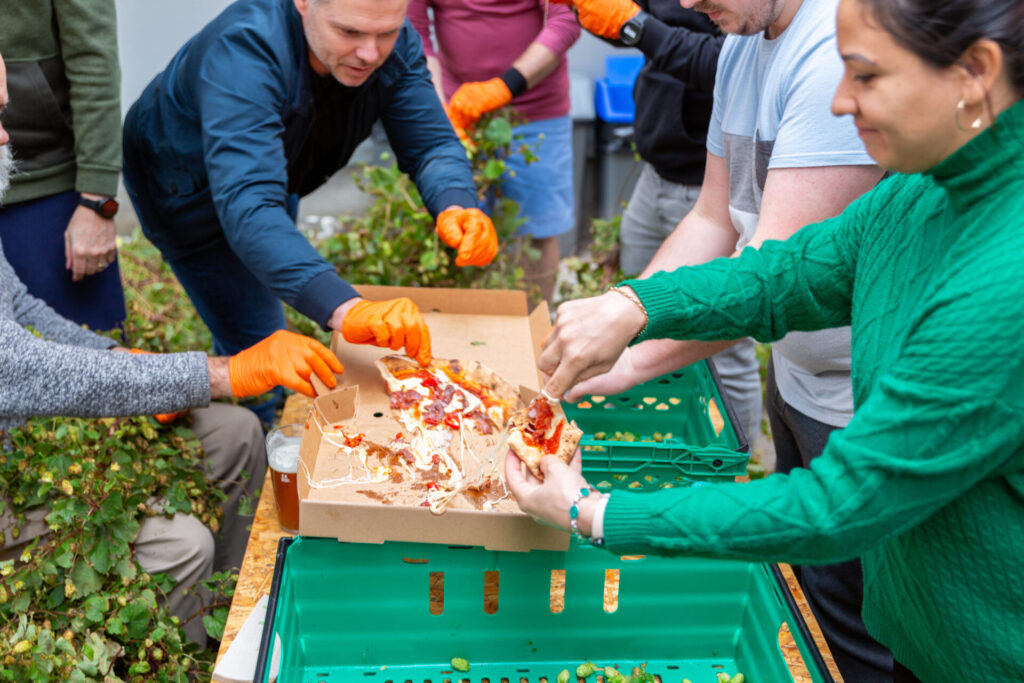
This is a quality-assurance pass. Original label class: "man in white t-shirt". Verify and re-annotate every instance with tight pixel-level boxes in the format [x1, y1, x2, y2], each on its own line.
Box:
[566, 0, 891, 678]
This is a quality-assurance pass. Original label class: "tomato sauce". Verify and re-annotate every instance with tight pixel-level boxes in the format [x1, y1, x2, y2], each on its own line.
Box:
[522, 398, 562, 455]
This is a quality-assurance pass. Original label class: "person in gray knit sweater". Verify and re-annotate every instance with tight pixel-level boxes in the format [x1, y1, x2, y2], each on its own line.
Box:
[0, 54, 344, 642]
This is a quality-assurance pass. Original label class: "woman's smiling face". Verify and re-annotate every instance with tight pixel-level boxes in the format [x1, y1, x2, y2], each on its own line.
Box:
[830, 0, 973, 173]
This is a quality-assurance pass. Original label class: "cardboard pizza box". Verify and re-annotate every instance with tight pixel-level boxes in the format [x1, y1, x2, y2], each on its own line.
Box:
[296, 285, 569, 552]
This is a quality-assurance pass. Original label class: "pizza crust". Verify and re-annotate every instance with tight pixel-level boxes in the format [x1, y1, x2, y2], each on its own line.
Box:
[508, 403, 583, 480]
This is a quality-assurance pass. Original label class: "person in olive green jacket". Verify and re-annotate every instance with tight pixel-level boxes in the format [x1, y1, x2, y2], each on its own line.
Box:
[0, 0, 126, 331]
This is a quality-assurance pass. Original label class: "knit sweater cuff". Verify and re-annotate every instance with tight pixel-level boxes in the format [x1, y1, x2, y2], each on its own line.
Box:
[601, 491, 666, 551]
[75, 166, 121, 199]
[620, 275, 685, 343]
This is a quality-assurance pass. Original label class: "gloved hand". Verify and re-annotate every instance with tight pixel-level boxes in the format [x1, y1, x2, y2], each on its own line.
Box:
[550, 0, 640, 40]
[447, 78, 513, 131]
[341, 298, 432, 367]
[229, 330, 344, 398]
[128, 349, 189, 424]
[442, 103, 470, 144]
[436, 208, 499, 267]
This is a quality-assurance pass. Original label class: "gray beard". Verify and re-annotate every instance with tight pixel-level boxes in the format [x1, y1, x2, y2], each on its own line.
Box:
[0, 144, 14, 202]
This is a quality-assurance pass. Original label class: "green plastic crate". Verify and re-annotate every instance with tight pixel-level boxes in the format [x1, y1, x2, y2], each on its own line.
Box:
[256, 537, 831, 683]
[566, 361, 750, 490]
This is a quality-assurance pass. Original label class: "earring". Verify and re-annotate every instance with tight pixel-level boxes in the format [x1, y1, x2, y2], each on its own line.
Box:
[957, 99, 983, 130]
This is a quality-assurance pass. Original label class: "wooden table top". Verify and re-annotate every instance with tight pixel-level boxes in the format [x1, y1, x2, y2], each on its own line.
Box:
[216, 394, 842, 683]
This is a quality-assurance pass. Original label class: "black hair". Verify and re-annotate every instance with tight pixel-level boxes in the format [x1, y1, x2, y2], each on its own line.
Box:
[858, 0, 1024, 95]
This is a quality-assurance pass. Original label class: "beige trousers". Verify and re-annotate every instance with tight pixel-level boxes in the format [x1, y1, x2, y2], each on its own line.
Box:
[1, 402, 265, 644]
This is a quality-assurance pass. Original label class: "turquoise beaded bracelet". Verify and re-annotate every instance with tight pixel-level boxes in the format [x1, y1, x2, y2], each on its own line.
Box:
[569, 486, 605, 547]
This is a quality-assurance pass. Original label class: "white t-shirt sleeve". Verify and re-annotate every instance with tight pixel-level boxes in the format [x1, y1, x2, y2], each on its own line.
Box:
[769, 40, 875, 169]
[705, 39, 734, 158]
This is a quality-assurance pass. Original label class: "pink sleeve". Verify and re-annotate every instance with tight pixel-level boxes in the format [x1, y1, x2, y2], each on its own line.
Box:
[533, 2, 581, 57]
[407, 0, 438, 59]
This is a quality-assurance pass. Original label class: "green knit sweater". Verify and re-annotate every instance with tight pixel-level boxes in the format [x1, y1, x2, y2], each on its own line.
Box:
[610, 99, 1024, 680]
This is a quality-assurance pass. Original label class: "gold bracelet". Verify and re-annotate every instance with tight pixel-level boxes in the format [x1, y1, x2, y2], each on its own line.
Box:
[609, 285, 648, 340]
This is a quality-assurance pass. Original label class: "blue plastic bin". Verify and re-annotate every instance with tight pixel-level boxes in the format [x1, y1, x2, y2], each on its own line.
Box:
[594, 55, 644, 123]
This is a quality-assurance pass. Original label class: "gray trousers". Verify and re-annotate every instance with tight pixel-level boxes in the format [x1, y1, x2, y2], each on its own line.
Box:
[1, 403, 265, 644]
[620, 163, 762, 445]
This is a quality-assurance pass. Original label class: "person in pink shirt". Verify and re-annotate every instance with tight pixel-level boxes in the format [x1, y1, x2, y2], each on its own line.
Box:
[409, 0, 580, 301]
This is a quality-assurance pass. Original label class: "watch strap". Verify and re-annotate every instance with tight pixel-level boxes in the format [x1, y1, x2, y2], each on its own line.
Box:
[619, 10, 648, 46]
[78, 195, 119, 218]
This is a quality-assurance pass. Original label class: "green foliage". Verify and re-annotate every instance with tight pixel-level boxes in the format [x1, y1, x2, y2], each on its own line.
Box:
[314, 111, 537, 296]
[557, 214, 625, 304]
[0, 417, 228, 680]
[117, 237, 212, 353]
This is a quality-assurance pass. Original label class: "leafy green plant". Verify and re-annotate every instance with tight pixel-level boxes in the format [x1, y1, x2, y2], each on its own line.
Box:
[117, 237, 212, 354]
[316, 111, 538, 296]
[0, 417, 229, 681]
[556, 214, 625, 304]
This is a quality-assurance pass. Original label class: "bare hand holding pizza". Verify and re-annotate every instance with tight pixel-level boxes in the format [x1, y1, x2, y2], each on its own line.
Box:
[538, 288, 647, 400]
[505, 450, 608, 536]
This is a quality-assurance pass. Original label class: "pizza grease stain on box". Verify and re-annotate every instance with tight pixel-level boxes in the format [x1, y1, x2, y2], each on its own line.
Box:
[298, 286, 569, 553]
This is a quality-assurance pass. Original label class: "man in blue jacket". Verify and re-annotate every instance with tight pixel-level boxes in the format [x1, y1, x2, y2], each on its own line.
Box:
[123, 0, 497, 422]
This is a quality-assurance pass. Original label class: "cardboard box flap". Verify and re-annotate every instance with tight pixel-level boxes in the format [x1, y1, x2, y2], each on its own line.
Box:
[353, 285, 528, 316]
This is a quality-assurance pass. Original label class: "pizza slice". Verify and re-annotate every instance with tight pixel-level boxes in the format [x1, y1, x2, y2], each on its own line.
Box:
[375, 355, 526, 511]
[508, 395, 583, 479]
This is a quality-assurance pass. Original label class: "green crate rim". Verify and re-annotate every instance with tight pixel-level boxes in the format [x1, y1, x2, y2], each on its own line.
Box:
[254, 537, 835, 683]
[568, 359, 750, 482]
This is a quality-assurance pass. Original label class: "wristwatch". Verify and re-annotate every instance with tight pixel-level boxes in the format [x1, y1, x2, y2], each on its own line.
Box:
[619, 11, 648, 47]
[78, 195, 119, 219]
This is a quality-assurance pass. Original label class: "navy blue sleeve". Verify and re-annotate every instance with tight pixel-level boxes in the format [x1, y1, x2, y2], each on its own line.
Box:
[637, 15, 723, 94]
[195, 31, 358, 329]
[379, 23, 477, 217]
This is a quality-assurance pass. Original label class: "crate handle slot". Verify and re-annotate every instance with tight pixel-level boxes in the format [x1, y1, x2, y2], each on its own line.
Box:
[550, 569, 565, 613]
[778, 622, 813, 680]
[404, 557, 429, 564]
[603, 569, 620, 613]
[430, 571, 444, 615]
[484, 570, 499, 614]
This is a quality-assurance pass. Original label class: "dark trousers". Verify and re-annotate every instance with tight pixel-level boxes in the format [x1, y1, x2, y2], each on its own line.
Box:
[893, 661, 924, 682]
[766, 359, 894, 682]
[0, 191, 126, 333]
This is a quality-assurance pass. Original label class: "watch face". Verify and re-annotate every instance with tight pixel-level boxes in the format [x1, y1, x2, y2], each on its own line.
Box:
[99, 198, 119, 218]
[621, 23, 639, 43]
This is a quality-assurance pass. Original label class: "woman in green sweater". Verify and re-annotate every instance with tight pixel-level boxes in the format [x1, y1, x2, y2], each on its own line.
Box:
[508, 0, 1024, 680]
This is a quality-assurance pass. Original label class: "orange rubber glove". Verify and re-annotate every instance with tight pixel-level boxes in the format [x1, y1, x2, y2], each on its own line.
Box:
[447, 78, 513, 132]
[442, 102, 470, 144]
[228, 330, 344, 398]
[341, 298, 432, 367]
[436, 208, 499, 267]
[128, 349, 189, 424]
[550, 0, 640, 39]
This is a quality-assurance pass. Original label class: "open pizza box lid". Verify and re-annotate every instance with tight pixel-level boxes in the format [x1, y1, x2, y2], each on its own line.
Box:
[297, 285, 570, 552]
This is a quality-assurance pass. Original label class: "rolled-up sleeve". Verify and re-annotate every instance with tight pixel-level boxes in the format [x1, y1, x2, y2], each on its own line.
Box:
[534, 3, 581, 57]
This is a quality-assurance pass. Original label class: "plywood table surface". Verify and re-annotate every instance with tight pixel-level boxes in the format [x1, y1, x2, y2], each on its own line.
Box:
[217, 395, 842, 683]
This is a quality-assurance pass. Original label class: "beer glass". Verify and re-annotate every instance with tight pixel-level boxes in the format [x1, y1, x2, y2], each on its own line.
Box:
[266, 423, 303, 533]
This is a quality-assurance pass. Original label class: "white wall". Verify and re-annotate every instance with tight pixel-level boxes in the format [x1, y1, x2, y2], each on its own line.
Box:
[115, 0, 235, 117]
[114, 2, 630, 117]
